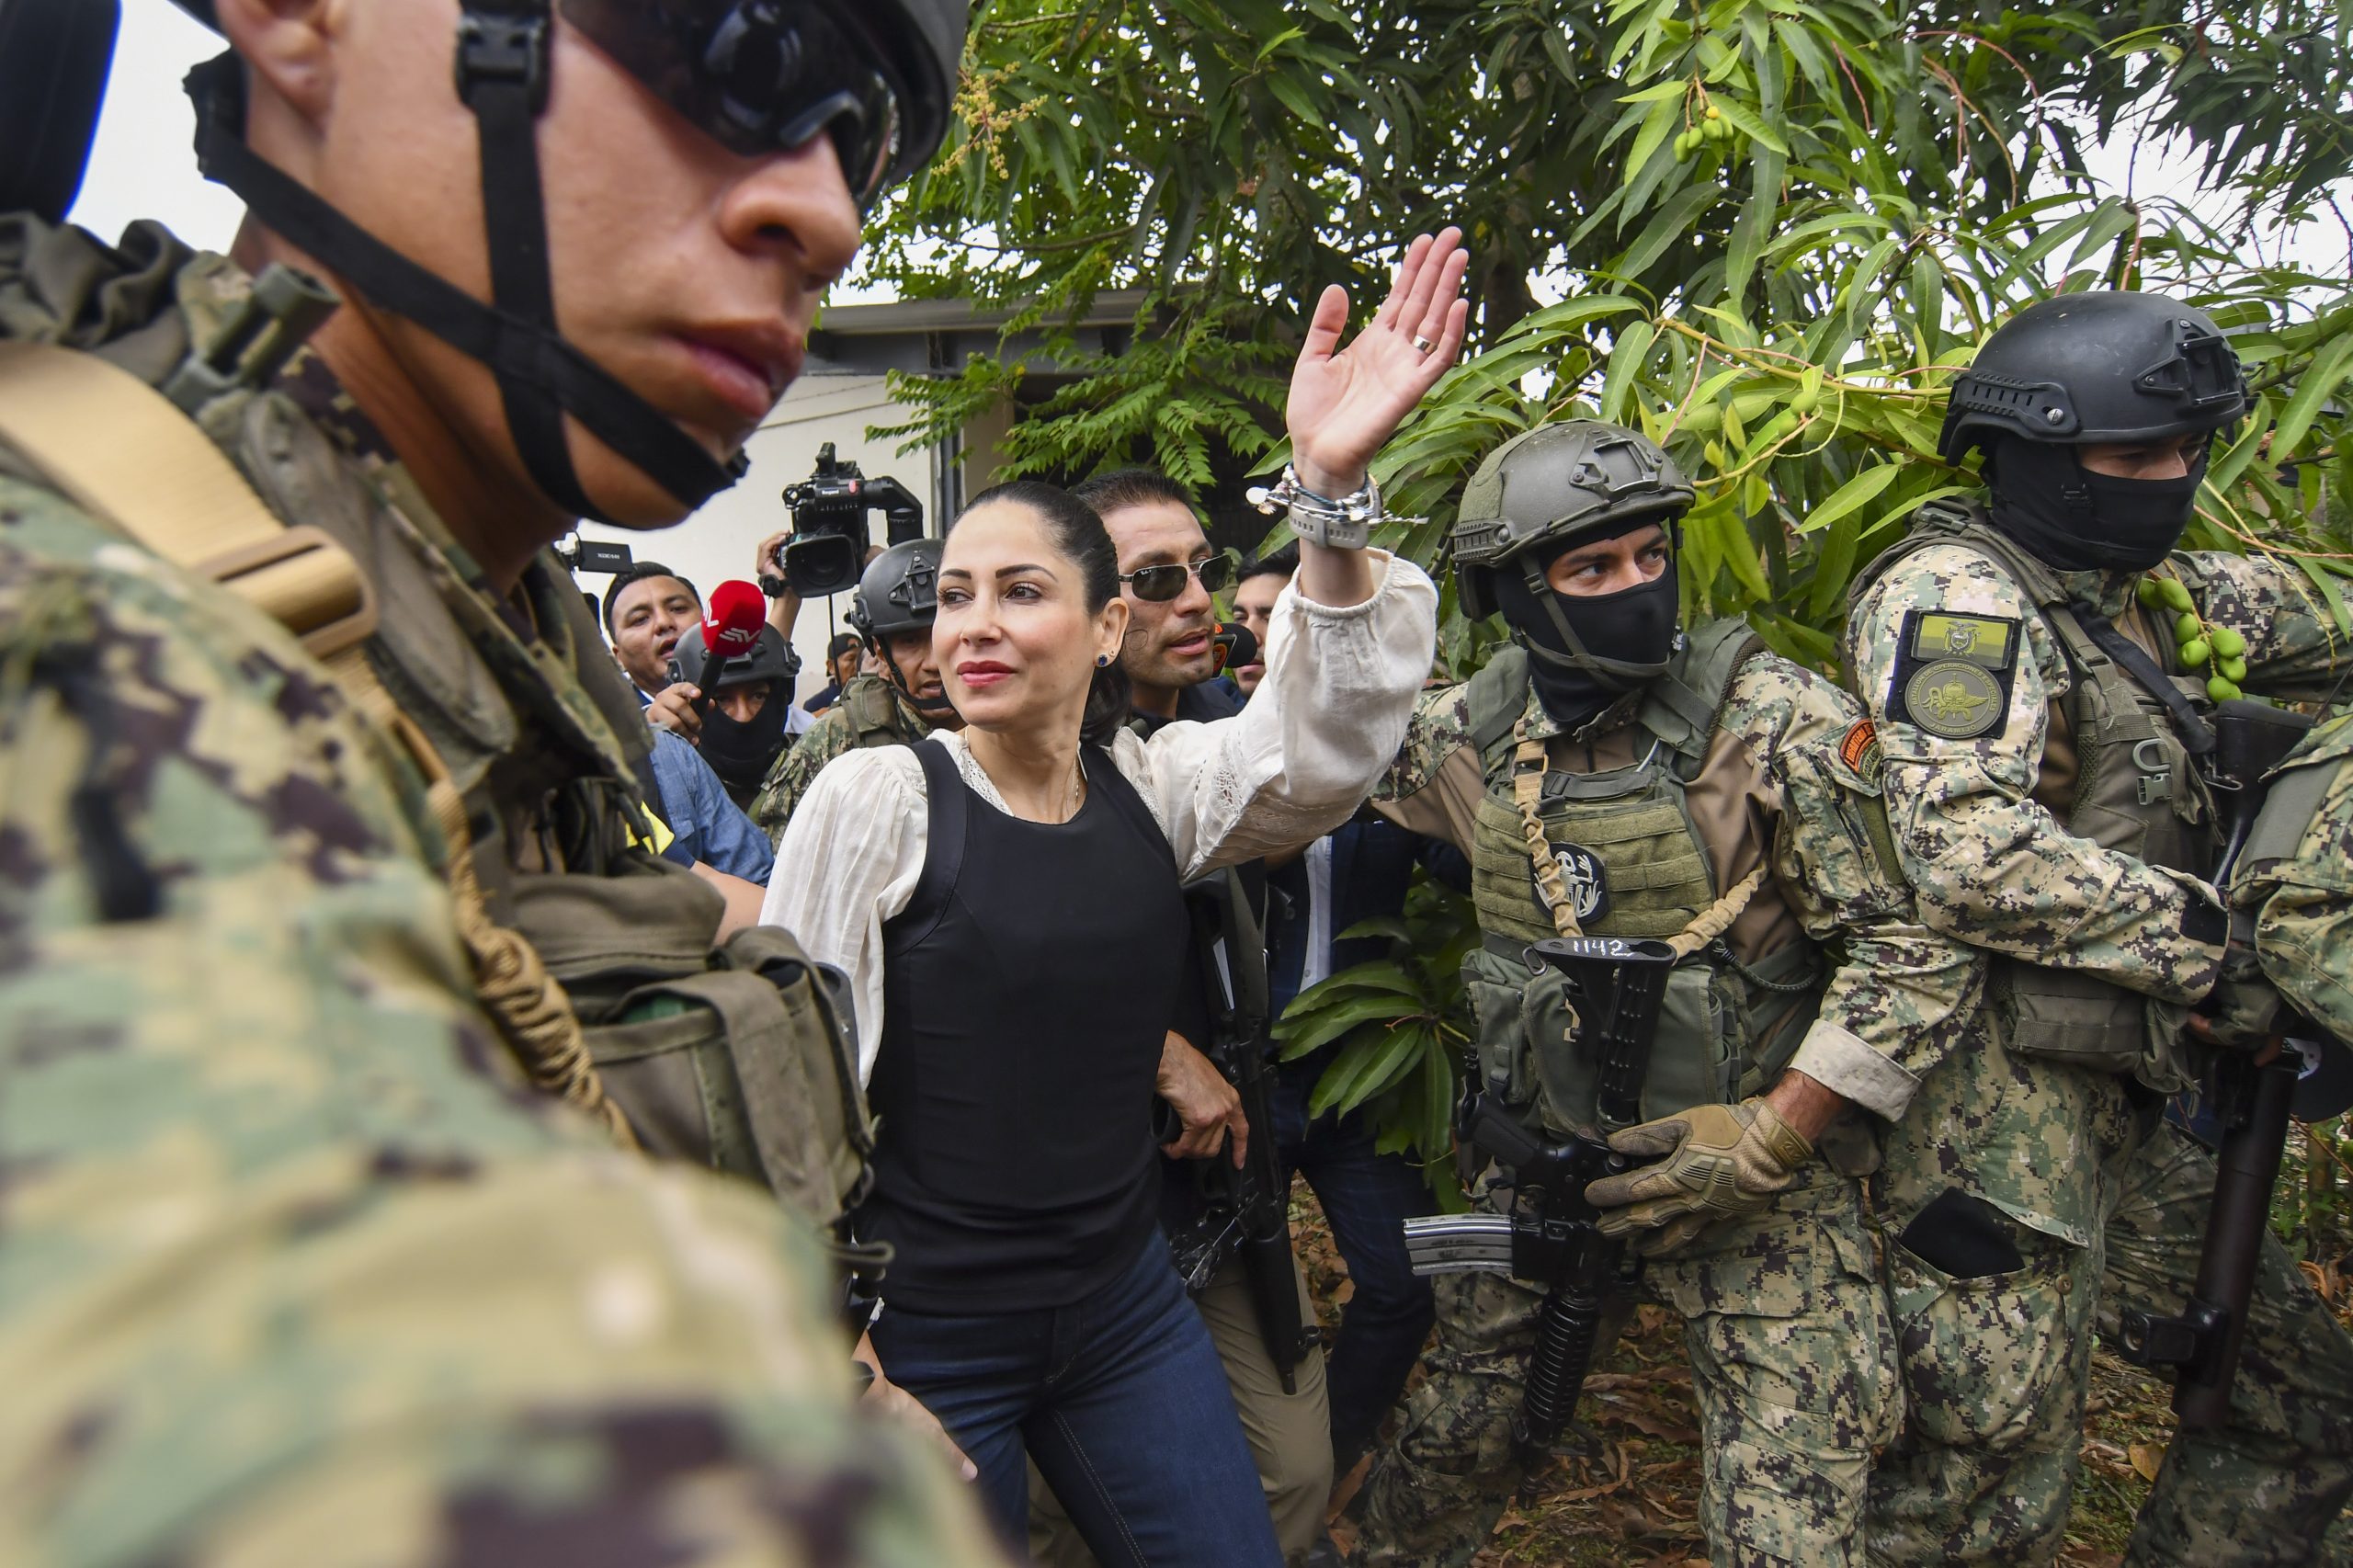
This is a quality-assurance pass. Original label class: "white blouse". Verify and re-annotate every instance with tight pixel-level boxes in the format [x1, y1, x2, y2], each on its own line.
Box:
[760, 551, 1438, 1083]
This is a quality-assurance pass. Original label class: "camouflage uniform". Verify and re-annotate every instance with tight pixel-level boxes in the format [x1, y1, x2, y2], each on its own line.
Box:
[2240, 710, 2353, 1044]
[1846, 506, 2353, 1565]
[0, 214, 1003, 1564]
[751, 672, 931, 842]
[1352, 634, 1983, 1568]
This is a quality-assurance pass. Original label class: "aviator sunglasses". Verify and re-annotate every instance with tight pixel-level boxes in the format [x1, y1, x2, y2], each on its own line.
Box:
[1120, 554, 1237, 603]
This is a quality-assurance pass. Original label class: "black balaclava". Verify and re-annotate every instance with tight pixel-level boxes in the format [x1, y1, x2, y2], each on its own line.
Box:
[698, 684, 792, 799]
[1985, 436, 2206, 574]
[1492, 524, 1682, 731]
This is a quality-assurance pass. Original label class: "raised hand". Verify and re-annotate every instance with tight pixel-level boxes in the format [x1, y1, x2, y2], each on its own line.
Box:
[1286, 227, 1472, 497]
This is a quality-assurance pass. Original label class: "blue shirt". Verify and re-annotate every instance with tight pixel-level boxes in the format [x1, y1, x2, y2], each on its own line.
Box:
[645, 726, 776, 884]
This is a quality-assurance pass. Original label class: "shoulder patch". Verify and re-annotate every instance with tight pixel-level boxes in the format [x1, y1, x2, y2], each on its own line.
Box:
[1839, 719, 1883, 781]
[1885, 609, 2019, 742]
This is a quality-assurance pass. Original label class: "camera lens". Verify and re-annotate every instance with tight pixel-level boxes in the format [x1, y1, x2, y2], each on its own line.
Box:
[786, 533, 861, 596]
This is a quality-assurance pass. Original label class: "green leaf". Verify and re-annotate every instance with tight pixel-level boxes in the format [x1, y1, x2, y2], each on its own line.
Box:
[1266, 74, 1327, 129]
[1276, 994, 1415, 1060]
[1796, 462, 1901, 536]
[2270, 336, 2353, 462]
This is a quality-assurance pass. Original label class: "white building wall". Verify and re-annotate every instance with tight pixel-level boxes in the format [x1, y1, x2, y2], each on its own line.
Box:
[575, 371, 940, 686]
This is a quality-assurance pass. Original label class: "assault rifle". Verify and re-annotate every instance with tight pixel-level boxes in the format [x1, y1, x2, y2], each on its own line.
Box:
[2118, 699, 2318, 1427]
[1402, 935, 1675, 1462]
[1163, 872, 1321, 1392]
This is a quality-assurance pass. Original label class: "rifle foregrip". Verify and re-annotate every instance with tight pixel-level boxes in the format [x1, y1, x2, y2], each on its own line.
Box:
[1517, 1281, 1606, 1455]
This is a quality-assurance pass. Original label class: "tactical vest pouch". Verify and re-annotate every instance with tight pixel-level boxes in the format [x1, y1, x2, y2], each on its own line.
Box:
[1463, 943, 1540, 1109]
[513, 852, 874, 1226]
[1987, 960, 2145, 1077]
[1529, 960, 1732, 1136]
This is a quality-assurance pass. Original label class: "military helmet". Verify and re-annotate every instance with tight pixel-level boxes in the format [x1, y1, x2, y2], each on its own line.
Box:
[1939, 291, 2250, 463]
[1450, 420, 1694, 621]
[704, 624, 797, 693]
[847, 537, 942, 642]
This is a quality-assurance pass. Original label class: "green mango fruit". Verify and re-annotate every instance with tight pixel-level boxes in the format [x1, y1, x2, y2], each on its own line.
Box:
[2211, 627, 2247, 659]
[2176, 612, 2203, 643]
[2136, 577, 2165, 608]
[2159, 577, 2194, 612]
[2220, 655, 2248, 682]
[2179, 638, 2211, 668]
[2209, 676, 2243, 702]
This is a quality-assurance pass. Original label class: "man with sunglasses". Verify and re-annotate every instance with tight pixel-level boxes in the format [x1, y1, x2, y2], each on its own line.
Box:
[1079, 470, 1248, 725]
[0, 1, 1006, 1562]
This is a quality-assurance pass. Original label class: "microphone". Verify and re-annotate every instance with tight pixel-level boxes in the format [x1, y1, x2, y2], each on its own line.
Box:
[670, 579, 769, 713]
[1211, 621, 1259, 677]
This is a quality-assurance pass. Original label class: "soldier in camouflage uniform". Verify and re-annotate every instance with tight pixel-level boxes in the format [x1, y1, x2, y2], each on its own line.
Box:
[752, 537, 961, 841]
[2236, 709, 2353, 1046]
[0, 1, 1006, 1561]
[1843, 290, 2353, 1564]
[1350, 420, 1984, 1568]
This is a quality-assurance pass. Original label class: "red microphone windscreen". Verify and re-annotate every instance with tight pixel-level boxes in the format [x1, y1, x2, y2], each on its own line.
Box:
[706, 579, 767, 653]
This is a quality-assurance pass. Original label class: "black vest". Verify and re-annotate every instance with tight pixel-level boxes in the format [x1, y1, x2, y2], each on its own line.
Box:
[864, 738, 1188, 1312]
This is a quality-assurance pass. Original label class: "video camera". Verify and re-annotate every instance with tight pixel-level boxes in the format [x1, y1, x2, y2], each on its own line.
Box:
[773, 442, 924, 597]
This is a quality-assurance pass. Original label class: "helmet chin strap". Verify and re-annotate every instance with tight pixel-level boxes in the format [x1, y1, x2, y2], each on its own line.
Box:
[185, 16, 745, 526]
[871, 634, 955, 717]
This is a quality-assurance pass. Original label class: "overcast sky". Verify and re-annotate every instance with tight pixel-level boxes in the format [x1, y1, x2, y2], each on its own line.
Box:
[73, 0, 2348, 291]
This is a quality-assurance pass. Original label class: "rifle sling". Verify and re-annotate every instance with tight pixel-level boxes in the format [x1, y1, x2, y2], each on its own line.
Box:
[2070, 600, 2217, 756]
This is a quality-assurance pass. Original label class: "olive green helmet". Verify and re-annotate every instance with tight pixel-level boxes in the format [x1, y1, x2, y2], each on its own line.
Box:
[1450, 421, 1695, 617]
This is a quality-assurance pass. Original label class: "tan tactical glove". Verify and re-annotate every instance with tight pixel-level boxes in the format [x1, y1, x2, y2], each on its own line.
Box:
[1584, 1098, 1813, 1258]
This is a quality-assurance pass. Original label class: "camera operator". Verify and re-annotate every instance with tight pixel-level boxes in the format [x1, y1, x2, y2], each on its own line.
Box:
[754, 537, 965, 842]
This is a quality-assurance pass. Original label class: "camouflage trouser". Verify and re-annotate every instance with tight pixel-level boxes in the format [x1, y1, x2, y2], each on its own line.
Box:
[1352, 1159, 1898, 1568]
[1869, 1032, 2353, 1566]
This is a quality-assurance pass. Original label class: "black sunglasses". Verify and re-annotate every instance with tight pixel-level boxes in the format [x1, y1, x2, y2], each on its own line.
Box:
[1120, 554, 1236, 603]
[559, 0, 931, 211]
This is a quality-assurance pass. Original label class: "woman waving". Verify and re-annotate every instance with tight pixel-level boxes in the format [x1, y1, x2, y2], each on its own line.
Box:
[763, 230, 1465, 1565]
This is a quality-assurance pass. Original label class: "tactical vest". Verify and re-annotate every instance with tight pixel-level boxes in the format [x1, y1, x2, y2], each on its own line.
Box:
[2236, 713, 2353, 903]
[842, 673, 924, 748]
[1460, 625, 1823, 1140]
[1852, 500, 2218, 1085]
[0, 333, 874, 1234]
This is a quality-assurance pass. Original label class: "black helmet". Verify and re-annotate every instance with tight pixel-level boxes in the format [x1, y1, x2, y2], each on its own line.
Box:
[847, 536, 942, 642]
[703, 623, 796, 692]
[1450, 420, 1694, 621]
[163, 0, 969, 523]
[1939, 291, 2250, 463]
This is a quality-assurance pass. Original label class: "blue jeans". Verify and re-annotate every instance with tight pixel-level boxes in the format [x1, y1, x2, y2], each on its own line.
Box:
[870, 1232, 1281, 1568]
[1272, 1055, 1439, 1471]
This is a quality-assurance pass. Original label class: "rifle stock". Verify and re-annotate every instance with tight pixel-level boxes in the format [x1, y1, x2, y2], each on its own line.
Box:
[2119, 700, 2315, 1428]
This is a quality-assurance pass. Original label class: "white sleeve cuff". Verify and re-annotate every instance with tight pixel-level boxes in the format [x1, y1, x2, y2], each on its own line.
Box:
[1788, 1017, 1920, 1121]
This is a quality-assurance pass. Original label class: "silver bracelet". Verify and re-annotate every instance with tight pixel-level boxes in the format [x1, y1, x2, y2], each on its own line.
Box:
[1245, 462, 1384, 551]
